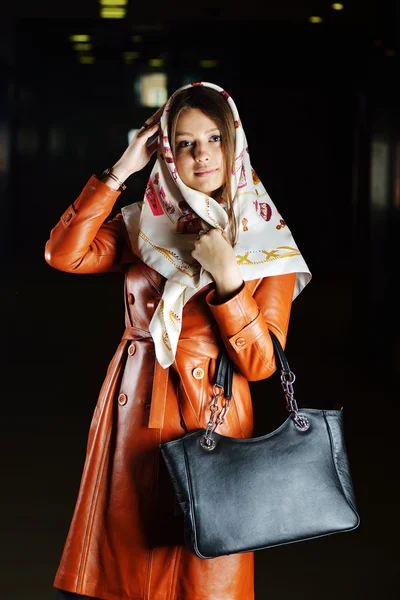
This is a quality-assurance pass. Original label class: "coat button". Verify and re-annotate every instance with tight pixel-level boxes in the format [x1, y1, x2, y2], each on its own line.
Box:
[147, 299, 159, 311]
[118, 393, 128, 406]
[192, 367, 204, 379]
[64, 213, 72, 222]
[128, 342, 136, 356]
[235, 337, 246, 348]
[127, 293, 135, 305]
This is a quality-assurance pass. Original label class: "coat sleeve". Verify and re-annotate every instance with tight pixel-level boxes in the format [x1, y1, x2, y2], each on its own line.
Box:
[206, 273, 297, 381]
[44, 175, 134, 273]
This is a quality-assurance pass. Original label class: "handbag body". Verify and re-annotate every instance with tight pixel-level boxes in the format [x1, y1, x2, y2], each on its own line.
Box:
[160, 332, 360, 559]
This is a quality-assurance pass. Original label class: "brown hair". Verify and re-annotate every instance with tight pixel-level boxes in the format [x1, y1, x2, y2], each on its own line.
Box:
[167, 85, 237, 245]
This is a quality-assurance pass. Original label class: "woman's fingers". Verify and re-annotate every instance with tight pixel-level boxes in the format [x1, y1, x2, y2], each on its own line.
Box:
[151, 103, 166, 121]
[141, 104, 165, 132]
[115, 103, 163, 173]
[146, 136, 159, 156]
[137, 121, 159, 139]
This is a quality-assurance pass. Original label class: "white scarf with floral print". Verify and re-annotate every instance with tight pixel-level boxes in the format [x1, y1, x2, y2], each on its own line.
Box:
[122, 81, 311, 368]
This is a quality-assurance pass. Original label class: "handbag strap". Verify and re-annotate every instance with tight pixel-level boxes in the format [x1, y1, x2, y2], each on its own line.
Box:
[269, 330, 290, 373]
[201, 331, 309, 451]
[214, 350, 234, 399]
[214, 330, 289, 396]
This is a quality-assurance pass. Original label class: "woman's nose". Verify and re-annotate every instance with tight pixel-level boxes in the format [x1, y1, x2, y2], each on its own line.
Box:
[193, 143, 209, 162]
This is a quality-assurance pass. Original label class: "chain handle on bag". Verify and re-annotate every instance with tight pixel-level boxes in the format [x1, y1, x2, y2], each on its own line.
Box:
[280, 369, 310, 432]
[200, 383, 231, 451]
[200, 331, 310, 451]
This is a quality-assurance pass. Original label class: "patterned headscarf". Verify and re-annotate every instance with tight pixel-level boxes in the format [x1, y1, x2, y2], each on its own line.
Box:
[122, 81, 311, 368]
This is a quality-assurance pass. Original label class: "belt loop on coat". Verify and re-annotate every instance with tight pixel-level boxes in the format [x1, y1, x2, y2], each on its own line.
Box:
[148, 359, 169, 429]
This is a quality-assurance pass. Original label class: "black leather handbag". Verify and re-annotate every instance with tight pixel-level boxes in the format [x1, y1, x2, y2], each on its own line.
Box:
[160, 331, 360, 559]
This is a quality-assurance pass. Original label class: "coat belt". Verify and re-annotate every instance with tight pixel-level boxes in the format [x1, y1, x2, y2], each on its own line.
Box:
[122, 326, 168, 429]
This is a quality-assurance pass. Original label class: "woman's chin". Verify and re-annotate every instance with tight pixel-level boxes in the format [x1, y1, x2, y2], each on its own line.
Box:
[190, 184, 221, 197]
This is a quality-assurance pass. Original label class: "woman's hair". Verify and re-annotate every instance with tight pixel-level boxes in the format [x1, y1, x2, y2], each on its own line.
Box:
[168, 86, 237, 245]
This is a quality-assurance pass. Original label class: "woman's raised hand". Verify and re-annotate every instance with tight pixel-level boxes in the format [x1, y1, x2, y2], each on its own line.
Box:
[111, 104, 165, 182]
[191, 229, 243, 301]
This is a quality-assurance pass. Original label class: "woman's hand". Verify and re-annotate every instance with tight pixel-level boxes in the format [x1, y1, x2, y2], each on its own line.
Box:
[191, 229, 243, 301]
[110, 105, 165, 182]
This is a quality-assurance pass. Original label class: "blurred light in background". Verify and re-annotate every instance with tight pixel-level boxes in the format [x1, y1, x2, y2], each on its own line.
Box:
[395, 142, 400, 208]
[100, 0, 128, 4]
[199, 59, 218, 68]
[332, 3, 344, 10]
[136, 73, 168, 107]
[371, 140, 389, 209]
[148, 58, 165, 68]
[309, 16, 323, 23]
[79, 56, 95, 64]
[123, 51, 140, 64]
[48, 127, 65, 157]
[0, 125, 9, 174]
[100, 7, 126, 18]
[132, 35, 143, 43]
[72, 43, 92, 51]
[69, 34, 91, 42]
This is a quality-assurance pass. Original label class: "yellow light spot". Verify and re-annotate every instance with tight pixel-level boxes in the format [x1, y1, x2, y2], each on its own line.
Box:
[99, 0, 127, 4]
[148, 58, 164, 67]
[138, 73, 168, 107]
[308, 16, 323, 23]
[72, 43, 92, 51]
[70, 34, 90, 42]
[79, 56, 95, 64]
[332, 3, 344, 10]
[132, 35, 143, 43]
[385, 49, 396, 56]
[100, 7, 126, 18]
[123, 51, 140, 60]
[199, 59, 218, 68]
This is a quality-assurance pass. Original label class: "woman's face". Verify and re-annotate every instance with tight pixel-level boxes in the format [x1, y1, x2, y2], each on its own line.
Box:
[173, 108, 226, 197]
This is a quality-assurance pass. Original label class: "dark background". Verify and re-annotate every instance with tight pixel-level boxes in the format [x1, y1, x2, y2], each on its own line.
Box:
[2, 1, 399, 598]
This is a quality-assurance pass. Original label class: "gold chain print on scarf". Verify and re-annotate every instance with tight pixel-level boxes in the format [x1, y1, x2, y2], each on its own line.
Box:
[236, 247, 301, 265]
[169, 309, 181, 333]
[138, 230, 197, 277]
[204, 196, 222, 230]
[158, 299, 172, 351]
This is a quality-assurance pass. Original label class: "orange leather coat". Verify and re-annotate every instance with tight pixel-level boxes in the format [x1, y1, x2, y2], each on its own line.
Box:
[45, 176, 296, 600]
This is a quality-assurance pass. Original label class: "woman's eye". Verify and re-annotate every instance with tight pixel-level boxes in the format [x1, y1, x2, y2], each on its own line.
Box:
[177, 140, 192, 149]
[210, 134, 222, 142]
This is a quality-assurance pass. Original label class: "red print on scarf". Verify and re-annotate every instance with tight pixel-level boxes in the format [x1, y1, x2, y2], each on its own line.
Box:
[160, 186, 175, 216]
[276, 219, 287, 230]
[253, 198, 272, 222]
[176, 200, 202, 233]
[145, 179, 164, 216]
[163, 136, 174, 163]
[238, 166, 247, 188]
[259, 202, 272, 221]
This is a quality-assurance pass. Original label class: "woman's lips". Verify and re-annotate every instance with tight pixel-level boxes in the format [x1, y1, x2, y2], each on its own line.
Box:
[194, 169, 216, 177]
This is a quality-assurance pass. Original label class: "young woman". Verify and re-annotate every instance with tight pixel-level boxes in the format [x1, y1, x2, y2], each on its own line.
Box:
[45, 81, 311, 600]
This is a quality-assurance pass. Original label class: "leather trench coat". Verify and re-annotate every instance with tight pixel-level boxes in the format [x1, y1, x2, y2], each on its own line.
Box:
[45, 176, 296, 600]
